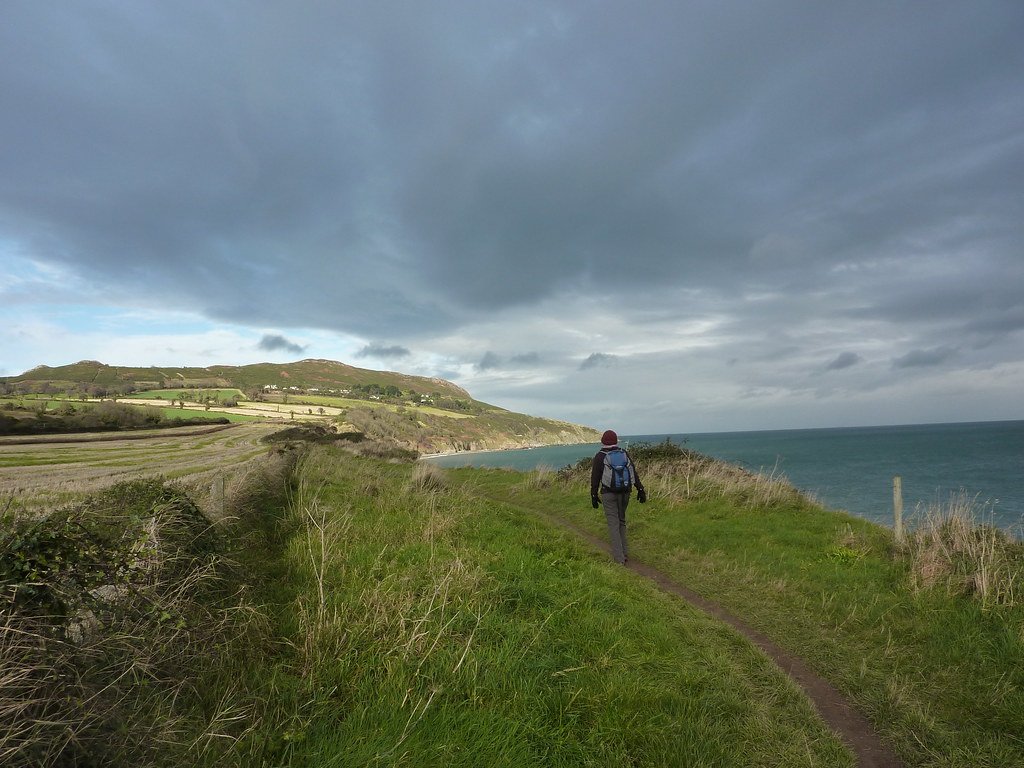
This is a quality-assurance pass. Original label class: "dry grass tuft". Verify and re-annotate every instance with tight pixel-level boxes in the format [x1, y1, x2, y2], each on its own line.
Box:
[408, 462, 447, 493]
[520, 465, 556, 490]
[905, 492, 1023, 609]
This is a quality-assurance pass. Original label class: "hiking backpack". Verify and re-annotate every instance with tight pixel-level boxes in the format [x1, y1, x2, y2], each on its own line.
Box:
[602, 448, 633, 493]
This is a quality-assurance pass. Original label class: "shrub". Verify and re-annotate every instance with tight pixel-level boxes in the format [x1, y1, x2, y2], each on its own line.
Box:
[0, 480, 254, 766]
[629, 438, 706, 465]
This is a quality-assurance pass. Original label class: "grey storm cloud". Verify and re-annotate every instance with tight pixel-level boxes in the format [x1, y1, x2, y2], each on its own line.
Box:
[2, 2, 1022, 339]
[510, 352, 540, 366]
[356, 343, 411, 359]
[475, 351, 540, 371]
[476, 352, 502, 371]
[257, 334, 306, 355]
[1, 2, 1023, 431]
[892, 346, 958, 369]
[826, 352, 862, 371]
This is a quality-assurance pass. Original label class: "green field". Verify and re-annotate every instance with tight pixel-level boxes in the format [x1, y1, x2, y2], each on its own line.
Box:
[150, 406, 259, 423]
[130, 388, 247, 404]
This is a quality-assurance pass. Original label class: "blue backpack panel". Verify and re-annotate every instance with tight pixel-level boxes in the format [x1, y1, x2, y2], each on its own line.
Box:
[602, 448, 633, 493]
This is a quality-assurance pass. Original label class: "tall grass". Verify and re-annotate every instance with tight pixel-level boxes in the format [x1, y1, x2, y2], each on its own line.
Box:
[905, 492, 1022, 609]
[14, 433, 1022, 765]
[0, 449, 294, 767]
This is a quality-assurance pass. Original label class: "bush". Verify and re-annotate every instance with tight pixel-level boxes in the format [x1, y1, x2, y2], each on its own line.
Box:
[0, 480, 249, 766]
[629, 438, 706, 465]
[0, 401, 226, 436]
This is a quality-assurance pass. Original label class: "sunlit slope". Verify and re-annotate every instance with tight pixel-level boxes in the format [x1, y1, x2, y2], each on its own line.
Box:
[4, 358, 470, 398]
[2, 359, 601, 452]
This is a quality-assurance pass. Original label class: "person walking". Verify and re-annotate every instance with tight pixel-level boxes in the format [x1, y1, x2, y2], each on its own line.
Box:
[590, 430, 646, 565]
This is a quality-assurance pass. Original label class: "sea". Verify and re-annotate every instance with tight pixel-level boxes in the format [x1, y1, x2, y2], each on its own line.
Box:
[424, 420, 1024, 535]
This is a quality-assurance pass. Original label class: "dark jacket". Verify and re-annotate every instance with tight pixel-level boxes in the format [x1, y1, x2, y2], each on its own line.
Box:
[591, 445, 644, 496]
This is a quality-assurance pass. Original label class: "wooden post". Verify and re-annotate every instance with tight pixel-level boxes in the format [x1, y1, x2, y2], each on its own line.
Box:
[211, 474, 225, 519]
[893, 475, 904, 543]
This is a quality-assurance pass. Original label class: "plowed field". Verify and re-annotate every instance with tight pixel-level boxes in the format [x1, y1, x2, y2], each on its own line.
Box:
[0, 422, 285, 514]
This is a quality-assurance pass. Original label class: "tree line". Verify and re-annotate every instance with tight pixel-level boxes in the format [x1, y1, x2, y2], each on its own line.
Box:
[0, 400, 227, 436]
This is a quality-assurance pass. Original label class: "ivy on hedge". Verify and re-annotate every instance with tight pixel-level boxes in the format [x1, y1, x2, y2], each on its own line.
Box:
[1, 479, 218, 621]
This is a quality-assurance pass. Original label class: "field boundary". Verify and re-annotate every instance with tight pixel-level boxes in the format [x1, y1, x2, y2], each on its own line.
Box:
[500, 497, 905, 768]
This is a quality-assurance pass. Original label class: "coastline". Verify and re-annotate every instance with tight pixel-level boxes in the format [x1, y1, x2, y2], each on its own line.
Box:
[417, 423, 1024, 534]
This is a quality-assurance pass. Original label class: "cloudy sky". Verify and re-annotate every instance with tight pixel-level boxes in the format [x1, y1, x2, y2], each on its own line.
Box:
[2, 2, 1022, 433]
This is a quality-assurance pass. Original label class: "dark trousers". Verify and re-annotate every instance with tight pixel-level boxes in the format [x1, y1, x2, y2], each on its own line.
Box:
[601, 491, 629, 564]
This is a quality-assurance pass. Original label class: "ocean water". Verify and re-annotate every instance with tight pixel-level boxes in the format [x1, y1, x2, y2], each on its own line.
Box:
[424, 420, 1024, 534]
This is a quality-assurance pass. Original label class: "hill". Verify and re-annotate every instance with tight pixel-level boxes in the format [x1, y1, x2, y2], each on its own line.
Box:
[4, 358, 471, 399]
[1, 359, 600, 453]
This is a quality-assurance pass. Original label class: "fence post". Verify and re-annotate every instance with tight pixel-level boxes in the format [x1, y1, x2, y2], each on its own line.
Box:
[893, 475, 904, 543]
[211, 474, 225, 519]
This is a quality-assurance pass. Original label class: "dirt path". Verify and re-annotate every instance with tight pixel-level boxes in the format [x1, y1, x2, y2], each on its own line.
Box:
[528, 506, 905, 768]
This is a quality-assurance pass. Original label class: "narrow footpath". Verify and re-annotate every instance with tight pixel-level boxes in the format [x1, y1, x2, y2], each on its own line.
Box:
[516, 502, 906, 768]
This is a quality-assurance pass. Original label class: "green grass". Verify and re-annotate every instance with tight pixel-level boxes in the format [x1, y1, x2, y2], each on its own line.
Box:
[15, 438, 1019, 765]
[455, 462, 1024, 768]
[0, 453, 128, 467]
[153, 406, 259, 422]
[213, 447, 852, 767]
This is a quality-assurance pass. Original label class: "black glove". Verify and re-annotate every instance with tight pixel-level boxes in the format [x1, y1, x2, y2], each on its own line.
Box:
[637, 489, 647, 504]
[591, 494, 600, 509]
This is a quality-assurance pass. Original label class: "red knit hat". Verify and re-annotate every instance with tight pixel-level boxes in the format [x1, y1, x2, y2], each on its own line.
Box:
[601, 430, 618, 446]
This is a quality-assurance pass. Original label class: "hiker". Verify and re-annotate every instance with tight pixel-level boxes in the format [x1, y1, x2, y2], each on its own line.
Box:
[590, 430, 646, 565]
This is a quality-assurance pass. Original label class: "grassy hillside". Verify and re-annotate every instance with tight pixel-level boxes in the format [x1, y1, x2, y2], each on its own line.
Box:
[504, 443, 1024, 767]
[2, 445, 852, 767]
[340, 401, 598, 454]
[4, 436, 1022, 765]
[2, 359, 601, 451]
[3, 359, 471, 399]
